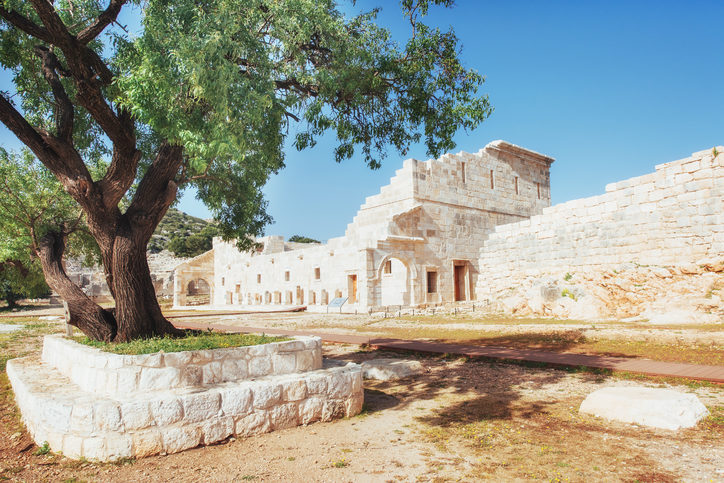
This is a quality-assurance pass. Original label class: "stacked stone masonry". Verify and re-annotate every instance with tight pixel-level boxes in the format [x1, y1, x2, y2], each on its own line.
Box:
[476, 147, 724, 301]
[7, 335, 363, 461]
[174, 140, 554, 311]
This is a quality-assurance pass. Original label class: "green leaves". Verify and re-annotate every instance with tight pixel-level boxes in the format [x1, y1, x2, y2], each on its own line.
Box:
[1, 0, 490, 253]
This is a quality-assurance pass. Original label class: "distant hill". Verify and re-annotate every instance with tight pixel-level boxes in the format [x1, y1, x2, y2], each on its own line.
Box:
[149, 208, 213, 254]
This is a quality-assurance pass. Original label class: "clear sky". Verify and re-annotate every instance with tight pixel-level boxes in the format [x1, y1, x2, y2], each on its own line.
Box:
[2, 1, 723, 241]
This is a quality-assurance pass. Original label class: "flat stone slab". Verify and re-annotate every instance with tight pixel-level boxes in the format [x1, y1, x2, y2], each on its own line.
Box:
[0, 324, 24, 333]
[579, 386, 709, 430]
[361, 358, 423, 381]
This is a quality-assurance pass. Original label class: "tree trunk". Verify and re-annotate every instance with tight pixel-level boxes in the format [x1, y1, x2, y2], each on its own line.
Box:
[37, 232, 117, 341]
[106, 220, 183, 342]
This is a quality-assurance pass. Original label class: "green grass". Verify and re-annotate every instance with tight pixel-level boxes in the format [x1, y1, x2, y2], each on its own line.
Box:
[73, 331, 289, 355]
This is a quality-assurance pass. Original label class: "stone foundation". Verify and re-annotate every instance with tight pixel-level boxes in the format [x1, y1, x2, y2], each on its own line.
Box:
[7, 335, 363, 461]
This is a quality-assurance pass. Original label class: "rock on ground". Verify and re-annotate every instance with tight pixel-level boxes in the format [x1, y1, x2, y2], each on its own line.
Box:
[579, 386, 709, 430]
[361, 358, 424, 381]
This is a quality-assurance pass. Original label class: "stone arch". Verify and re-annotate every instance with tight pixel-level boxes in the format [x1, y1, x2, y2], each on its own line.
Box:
[186, 278, 211, 305]
[376, 254, 417, 307]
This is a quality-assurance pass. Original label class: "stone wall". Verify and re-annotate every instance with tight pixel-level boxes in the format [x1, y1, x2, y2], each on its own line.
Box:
[179, 140, 554, 311]
[476, 147, 724, 321]
[8, 335, 363, 461]
[42, 336, 322, 397]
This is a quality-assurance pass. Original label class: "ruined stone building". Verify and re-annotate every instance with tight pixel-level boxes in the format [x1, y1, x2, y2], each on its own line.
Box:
[173, 140, 554, 310]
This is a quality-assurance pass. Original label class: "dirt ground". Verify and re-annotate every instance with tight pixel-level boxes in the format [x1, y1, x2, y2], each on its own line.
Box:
[1, 311, 723, 482]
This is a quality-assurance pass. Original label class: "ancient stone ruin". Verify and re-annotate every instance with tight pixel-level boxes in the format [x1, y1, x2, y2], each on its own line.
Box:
[174, 140, 555, 311]
[174, 141, 723, 323]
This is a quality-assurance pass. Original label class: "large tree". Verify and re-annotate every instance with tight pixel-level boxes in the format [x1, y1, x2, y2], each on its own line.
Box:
[0, 0, 491, 341]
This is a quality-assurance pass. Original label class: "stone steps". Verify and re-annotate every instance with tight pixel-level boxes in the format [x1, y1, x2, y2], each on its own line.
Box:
[8, 355, 362, 461]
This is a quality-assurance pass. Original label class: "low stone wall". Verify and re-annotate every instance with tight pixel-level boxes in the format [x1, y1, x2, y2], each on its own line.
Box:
[475, 147, 724, 321]
[42, 335, 322, 397]
[8, 336, 362, 461]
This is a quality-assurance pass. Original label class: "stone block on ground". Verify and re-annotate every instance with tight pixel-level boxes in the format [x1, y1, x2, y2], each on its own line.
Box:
[579, 386, 709, 430]
[361, 358, 424, 381]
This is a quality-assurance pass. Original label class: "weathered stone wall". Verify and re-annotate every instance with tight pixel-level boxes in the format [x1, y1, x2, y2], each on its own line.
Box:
[476, 147, 724, 321]
[8, 335, 363, 461]
[184, 140, 554, 311]
[42, 335, 322, 397]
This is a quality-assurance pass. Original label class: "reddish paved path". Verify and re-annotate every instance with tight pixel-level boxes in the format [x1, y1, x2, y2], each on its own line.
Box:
[175, 321, 724, 384]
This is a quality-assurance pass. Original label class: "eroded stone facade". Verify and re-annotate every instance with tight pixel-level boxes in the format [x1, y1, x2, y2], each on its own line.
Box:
[174, 140, 554, 311]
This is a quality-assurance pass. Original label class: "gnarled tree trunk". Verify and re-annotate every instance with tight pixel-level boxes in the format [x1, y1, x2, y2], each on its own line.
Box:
[37, 232, 117, 341]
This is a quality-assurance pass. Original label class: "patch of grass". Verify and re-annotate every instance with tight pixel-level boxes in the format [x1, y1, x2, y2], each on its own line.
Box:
[33, 441, 50, 456]
[561, 288, 577, 301]
[332, 458, 349, 468]
[564, 272, 573, 282]
[73, 331, 289, 355]
[240, 475, 257, 481]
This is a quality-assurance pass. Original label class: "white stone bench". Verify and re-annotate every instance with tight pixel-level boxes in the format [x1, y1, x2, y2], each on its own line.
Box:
[7, 335, 363, 461]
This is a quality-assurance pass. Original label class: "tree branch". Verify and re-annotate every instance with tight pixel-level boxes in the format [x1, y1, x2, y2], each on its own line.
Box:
[0, 7, 53, 43]
[34, 45, 74, 143]
[77, 0, 127, 44]
[125, 143, 184, 243]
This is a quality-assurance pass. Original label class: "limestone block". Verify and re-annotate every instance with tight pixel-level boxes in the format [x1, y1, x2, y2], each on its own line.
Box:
[270, 403, 299, 430]
[299, 396, 324, 425]
[305, 373, 328, 395]
[133, 352, 163, 368]
[182, 390, 221, 423]
[361, 358, 424, 381]
[132, 429, 164, 458]
[120, 400, 152, 430]
[116, 367, 141, 394]
[150, 397, 184, 426]
[295, 350, 315, 372]
[579, 386, 709, 430]
[248, 356, 272, 377]
[70, 402, 94, 433]
[235, 411, 271, 437]
[220, 386, 253, 417]
[345, 393, 365, 417]
[280, 378, 308, 402]
[62, 434, 84, 459]
[162, 425, 202, 454]
[221, 359, 248, 382]
[83, 437, 106, 460]
[180, 365, 203, 386]
[247, 344, 272, 358]
[138, 367, 180, 392]
[272, 353, 296, 374]
[94, 402, 121, 432]
[203, 361, 225, 385]
[163, 351, 194, 367]
[252, 382, 282, 409]
[201, 416, 234, 444]
[105, 433, 133, 461]
[321, 400, 346, 422]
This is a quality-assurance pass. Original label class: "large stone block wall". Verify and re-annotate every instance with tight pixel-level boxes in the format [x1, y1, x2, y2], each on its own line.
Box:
[175, 140, 555, 310]
[476, 148, 724, 300]
[42, 335, 322, 397]
[8, 336, 363, 461]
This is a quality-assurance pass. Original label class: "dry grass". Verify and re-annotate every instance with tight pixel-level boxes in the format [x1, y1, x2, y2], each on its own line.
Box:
[350, 325, 724, 366]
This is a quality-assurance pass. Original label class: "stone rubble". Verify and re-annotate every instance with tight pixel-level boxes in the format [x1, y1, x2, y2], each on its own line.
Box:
[579, 386, 710, 430]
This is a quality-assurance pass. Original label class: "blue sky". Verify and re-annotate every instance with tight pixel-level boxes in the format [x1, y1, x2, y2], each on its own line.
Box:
[2, 1, 723, 241]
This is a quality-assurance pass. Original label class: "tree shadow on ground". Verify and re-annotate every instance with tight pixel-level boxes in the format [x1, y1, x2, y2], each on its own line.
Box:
[327, 348, 607, 426]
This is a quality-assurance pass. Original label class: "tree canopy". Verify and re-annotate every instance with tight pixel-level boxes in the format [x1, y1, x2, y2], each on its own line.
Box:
[0, 0, 491, 341]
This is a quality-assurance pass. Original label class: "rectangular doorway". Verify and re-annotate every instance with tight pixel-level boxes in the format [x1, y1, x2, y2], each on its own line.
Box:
[348, 275, 357, 304]
[454, 264, 467, 301]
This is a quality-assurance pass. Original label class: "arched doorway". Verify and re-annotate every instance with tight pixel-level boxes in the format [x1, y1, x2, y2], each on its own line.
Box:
[379, 257, 410, 306]
[186, 279, 211, 305]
